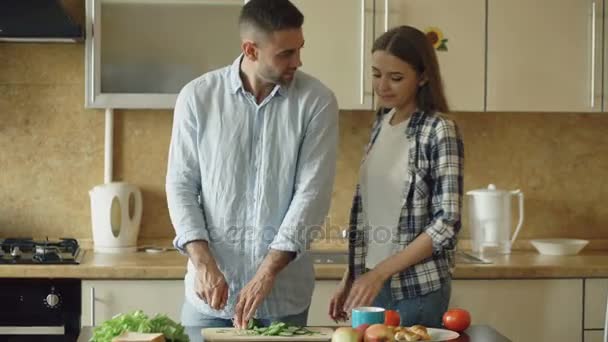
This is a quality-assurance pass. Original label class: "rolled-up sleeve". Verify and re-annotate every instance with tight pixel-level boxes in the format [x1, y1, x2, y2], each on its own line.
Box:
[166, 84, 209, 253]
[269, 94, 339, 256]
[425, 118, 464, 253]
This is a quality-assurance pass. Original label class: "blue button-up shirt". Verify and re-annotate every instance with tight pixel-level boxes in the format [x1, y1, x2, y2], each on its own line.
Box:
[166, 55, 338, 319]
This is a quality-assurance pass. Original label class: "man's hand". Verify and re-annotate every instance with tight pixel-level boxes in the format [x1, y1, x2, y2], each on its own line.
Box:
[233, 271, 275, 329]
[186, 240, 229, 310]
[233, 249, 295, 329]
[194, 263, 229, 310]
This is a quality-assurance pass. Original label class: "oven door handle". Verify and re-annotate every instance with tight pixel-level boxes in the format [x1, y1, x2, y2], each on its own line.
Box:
[0, 326, 65, 335]
[90, 287, 95, 327]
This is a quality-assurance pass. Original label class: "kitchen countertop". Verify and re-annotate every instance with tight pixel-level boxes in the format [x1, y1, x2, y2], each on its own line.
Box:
[315, 250, 608, 279]
[1, 249, 608, 279]
[76, 325, 511, 342]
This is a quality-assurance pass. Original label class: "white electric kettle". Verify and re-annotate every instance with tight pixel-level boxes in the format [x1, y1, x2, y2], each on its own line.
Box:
[89, 182, 143, 253]
[466, 184, 524, 255]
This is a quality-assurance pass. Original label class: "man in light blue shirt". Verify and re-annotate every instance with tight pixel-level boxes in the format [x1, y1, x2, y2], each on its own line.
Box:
[165, 0, 338, 340]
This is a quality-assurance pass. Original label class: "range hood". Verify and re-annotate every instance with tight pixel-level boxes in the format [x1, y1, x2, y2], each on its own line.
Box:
[0, 0, 83, 42]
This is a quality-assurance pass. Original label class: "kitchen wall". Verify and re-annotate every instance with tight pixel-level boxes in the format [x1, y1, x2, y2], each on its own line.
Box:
[1, 43, 607, 246]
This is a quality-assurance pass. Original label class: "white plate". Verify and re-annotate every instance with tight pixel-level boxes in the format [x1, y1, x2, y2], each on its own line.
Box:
[427, 328, 460, 341]
[530, 238, 588, 255]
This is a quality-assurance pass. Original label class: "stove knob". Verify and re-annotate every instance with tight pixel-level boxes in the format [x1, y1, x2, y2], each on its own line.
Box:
[10, 246, 22, 258]
[45, 294, 60, 308]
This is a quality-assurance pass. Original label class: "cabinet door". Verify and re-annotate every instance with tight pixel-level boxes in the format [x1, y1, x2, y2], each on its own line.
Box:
[585, 278, 608, 329]
[82, 280, 184, 326]
[451, 279, 583, 342]
[584, 331, 605, 342]
[379, 0, 486, 112]
[309, 280, 351, 326]
[85, 0, 243, 109]
[291, 0, 374, 110]
[487, 0, 603, 112]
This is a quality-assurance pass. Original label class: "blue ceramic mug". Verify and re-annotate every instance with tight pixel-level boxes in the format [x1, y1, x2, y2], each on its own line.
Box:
[351, 306, 385, 328]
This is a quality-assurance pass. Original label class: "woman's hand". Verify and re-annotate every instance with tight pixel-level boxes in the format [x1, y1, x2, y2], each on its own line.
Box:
[328, 278, 353, 322]
[343, 270, 385, 312]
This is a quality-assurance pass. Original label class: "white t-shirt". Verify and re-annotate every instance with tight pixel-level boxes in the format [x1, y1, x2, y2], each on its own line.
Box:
[360, 109, 410, 268]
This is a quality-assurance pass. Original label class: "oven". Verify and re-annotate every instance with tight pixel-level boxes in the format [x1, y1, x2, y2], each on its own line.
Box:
[0, 278, 81, 341]
[0, 238, 84, 341]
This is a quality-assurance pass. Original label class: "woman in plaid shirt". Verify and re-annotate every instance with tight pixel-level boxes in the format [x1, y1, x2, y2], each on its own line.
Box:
[329, 25, 464, 328]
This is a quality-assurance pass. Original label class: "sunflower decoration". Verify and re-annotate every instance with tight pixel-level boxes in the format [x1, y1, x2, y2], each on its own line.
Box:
[425, 27, 448, 51]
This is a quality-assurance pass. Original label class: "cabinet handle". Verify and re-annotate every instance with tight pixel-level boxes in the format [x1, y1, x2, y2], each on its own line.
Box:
[384, 0, 389, 32]
[91, 287, 96, 327]
[604, 290, 607, 342]
[590, 1, 597, 108]
[359, 0, 366, 105]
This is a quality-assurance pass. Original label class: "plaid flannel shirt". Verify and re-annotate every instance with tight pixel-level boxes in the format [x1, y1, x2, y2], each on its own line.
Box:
[348, 108, 464, 300]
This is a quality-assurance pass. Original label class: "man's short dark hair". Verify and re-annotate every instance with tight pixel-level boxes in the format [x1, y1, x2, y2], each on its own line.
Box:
[239, 0, 304, 37]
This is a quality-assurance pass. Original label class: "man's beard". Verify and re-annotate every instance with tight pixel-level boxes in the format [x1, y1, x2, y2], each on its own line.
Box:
[260, 65, 291, 85]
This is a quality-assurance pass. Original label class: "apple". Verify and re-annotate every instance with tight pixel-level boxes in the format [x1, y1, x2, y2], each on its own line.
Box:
[332, 327, 361, 342]
[355, 323, 370, 337]
[354, 324, 370, 342]
[363, 324, 394, 342]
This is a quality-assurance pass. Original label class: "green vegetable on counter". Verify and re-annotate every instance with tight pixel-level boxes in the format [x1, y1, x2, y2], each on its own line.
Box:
[90, 310, 189, 342]
[244, 320, 317, 337]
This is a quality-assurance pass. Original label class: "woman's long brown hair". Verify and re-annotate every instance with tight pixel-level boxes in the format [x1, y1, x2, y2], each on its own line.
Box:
[372, 25, 449, 113]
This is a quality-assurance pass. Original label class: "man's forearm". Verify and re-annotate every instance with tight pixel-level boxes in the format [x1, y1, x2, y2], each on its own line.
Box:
[257, 249, 296, 277]
[185, 240, 218, 271]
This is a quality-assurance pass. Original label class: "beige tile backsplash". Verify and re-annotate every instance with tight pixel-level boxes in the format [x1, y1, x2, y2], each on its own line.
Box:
[1, 43, 607, 246]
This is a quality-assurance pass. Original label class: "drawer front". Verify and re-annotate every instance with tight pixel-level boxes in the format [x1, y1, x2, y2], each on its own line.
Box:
[585, 279, 608, 329]
[583, 330, 605, 342]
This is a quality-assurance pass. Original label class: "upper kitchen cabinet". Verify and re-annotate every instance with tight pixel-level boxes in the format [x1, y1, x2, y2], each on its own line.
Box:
[486, 0, 603, 112]
[378, 0, 486, 112]
[85, 0, 243, 109]
[292, 0, 375, 110]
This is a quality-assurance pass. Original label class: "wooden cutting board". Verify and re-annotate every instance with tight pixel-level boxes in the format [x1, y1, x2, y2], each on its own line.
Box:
[112, 332, 165, 342]
[202, 327, 334, 341]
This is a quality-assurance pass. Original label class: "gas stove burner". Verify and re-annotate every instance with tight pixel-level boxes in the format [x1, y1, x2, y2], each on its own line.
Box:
[10, 246, 22, 258]
[1, 237, 34, 254]
[0, 237, 82, 265]
[35, 245, 61, 255]
[33, 251, 61, 263]
[33, 245, 63, 263]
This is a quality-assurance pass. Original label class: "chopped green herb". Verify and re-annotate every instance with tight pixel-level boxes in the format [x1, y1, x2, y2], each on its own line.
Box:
[90, 310, 189, 342]
[244, 321, 318, 337]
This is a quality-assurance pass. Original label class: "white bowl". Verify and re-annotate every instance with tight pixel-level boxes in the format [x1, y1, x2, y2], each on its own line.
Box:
[530, 239, 589, 256]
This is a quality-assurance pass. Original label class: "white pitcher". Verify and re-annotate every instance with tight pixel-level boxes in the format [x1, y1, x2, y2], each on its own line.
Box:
[466, 184, 524, 255]
[89, 182, 143, 253]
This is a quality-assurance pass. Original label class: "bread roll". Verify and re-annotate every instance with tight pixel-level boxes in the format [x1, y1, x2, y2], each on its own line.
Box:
[394, 328, 421, 341]
[408, 325, 431, 341]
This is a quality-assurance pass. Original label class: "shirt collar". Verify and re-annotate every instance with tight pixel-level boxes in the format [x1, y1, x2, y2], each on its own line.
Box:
[405, 109, 426, 138]
[228, 54, 291, 97]
[229, 54, 245, 94]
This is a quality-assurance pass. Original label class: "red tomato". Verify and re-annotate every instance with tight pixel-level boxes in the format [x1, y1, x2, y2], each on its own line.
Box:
[442, 308, 471, 332]
[384, 310, 400, 327]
